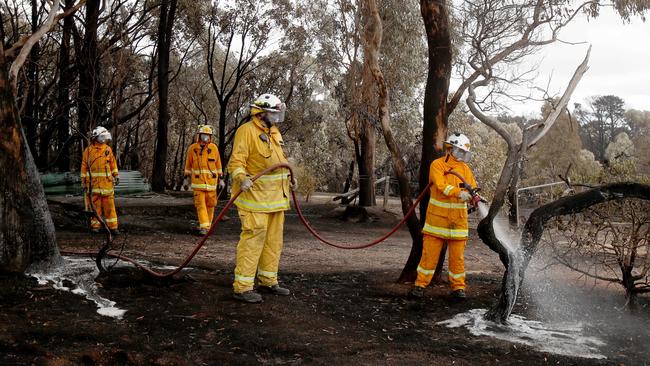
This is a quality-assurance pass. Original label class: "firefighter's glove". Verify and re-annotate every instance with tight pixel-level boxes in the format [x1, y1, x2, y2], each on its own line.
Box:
[290, 176, 298, 190]
[240, 177, 253, 192]
[471, 194, 482, 207]
[459, 190, 472, 202]
[182, 177, 190, 191]
[218, 180, 226, 190]
[113, 176, 120, 186]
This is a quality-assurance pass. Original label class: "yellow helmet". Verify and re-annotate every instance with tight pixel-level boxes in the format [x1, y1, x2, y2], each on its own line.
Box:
[198, 125, 214, 135]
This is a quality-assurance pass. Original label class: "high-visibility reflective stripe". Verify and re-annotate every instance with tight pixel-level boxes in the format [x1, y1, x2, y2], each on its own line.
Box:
[257, 269, 277, 278]
[111, 169, 118, 175]
[184, 170, 191, 175]
[234, 197, 290, 211]
[232, 167, 247, 178]
[417, 265, 435, 276]
[257, 172, 289, 182]
[422, 223, 468, 238]
[199, 222, 211, 228]
[104, 218, 118, 223]
[81, 172, 112, 177]
[90, 188, 114, 195]
[448, 271, 466, 279]
[429, 197, 467, 209]
[215, 168, 223, 174]
[192, 170, 218, 175]
[443, 185, 454, 196]
[235, 274, 255, 283]
[191, 183, 217, 190]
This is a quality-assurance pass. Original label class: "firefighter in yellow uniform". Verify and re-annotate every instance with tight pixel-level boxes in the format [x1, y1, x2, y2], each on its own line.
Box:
[184, 125, 224, 235]
[228, 93, 296, 303]
[81, 126, 120, 235]
[409, 133, 479, 300]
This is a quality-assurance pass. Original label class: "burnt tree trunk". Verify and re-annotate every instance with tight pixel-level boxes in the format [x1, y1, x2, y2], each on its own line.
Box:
[357, 116, 376, 207]
[217, 104, 227, 169]
[55, 0, 74, 172]
[0, 46, 61, 272]
[400, 0, 452, 282]
[486, 182, 650, 322]
[77, 0, 101, 136]
[23, 0, 41, 164]
[151, 0, 178, 192]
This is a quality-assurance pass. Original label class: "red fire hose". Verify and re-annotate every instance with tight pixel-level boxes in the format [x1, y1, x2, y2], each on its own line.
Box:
[66, 163, 431, 278]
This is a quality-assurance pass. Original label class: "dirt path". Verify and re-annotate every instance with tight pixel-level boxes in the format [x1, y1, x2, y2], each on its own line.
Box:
[1, 194, 648, 365]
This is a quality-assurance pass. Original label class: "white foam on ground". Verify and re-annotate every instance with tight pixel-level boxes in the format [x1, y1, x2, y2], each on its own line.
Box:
[437, 308, 606, 359]
[27, 256, 127, 320]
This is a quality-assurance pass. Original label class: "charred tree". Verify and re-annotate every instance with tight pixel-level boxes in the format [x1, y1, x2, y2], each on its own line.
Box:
[151, 0, 178, 192]
[485, 183, 650, 322]
[77, 0, 101, 137]
[23, 0, 42, 164]
[0, 41, 60, 272]
[399, 0, 452, 282]
[55, 0, 74, 172]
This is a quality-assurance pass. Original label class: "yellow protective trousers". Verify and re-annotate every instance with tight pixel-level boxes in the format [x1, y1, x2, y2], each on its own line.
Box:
[193, 190, 217, 230]
[86, 193, 118, 230]
[233, 209, 285, 294]
[415, 235, 466, 290]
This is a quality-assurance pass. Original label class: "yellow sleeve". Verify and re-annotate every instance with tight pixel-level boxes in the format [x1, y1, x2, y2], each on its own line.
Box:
[228, 127, 250, 184]
[184, 145, 193, 176]
[81, 148, 89, 185]
[465, 164, 477, 191]
[215, 146, 223, 176]
[109, 147, 119, 177]
[430, 160, 461, 198]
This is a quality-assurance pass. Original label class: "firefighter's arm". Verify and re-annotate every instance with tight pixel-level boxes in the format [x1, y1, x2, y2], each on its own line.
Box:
[430, 160, 462, 198]
[80, 148, 89, 187]
[214, 145, 223, 177]
[466, 165, 478, 191]
[109, 147, 119, 177]
[228, 128, 250, 185]
[184, 146, 193, 177]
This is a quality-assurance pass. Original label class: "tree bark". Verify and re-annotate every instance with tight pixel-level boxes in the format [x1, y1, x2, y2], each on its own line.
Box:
[151, 0, 178, 192]
[400, 0, 452, 281]
[55, 0, 73, 172]
[0, 45, 61, 272]
[23, 0, 41, 164]
[77, 0, 101, 136]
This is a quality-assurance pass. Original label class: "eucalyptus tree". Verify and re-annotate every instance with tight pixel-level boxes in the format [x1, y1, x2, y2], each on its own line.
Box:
[1, 0, 86, 272]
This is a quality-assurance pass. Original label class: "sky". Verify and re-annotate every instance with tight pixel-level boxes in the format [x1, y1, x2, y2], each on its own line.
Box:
[454, 6, 650, 117]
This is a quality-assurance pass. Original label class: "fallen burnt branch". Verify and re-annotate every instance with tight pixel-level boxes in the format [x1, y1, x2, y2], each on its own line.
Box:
[486, 182, 650, 322]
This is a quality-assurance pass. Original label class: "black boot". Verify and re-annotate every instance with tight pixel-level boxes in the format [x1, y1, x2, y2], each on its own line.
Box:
[408, 286, 425, 299]
[233, 290, 263, 303]
[258, 284, 290, 296]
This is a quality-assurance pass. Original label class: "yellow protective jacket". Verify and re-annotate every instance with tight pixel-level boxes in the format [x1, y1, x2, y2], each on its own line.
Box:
[184, 142, 223, 191]
[228, 115, 291, 212]
[422, 154, 477, 240]
[81, 142, 119, 196]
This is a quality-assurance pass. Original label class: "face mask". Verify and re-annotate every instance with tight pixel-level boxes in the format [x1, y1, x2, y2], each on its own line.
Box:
[97, 136, 107, 144]
[451, 146, 472, 162]
[262, 108, 286, 124]
[200, 134, 210, 143]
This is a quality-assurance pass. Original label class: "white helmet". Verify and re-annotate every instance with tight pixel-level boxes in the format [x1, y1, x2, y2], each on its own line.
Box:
[91, 126, 112, 142]
[251, 93, 286, 123]
[444, 132, 472, 162]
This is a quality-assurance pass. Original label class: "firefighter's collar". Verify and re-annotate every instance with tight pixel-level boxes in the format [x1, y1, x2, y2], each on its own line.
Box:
[252, 115, 279, 135]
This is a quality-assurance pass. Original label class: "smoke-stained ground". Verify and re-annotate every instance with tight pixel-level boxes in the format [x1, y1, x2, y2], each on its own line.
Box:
[0, 194, 648, 365]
